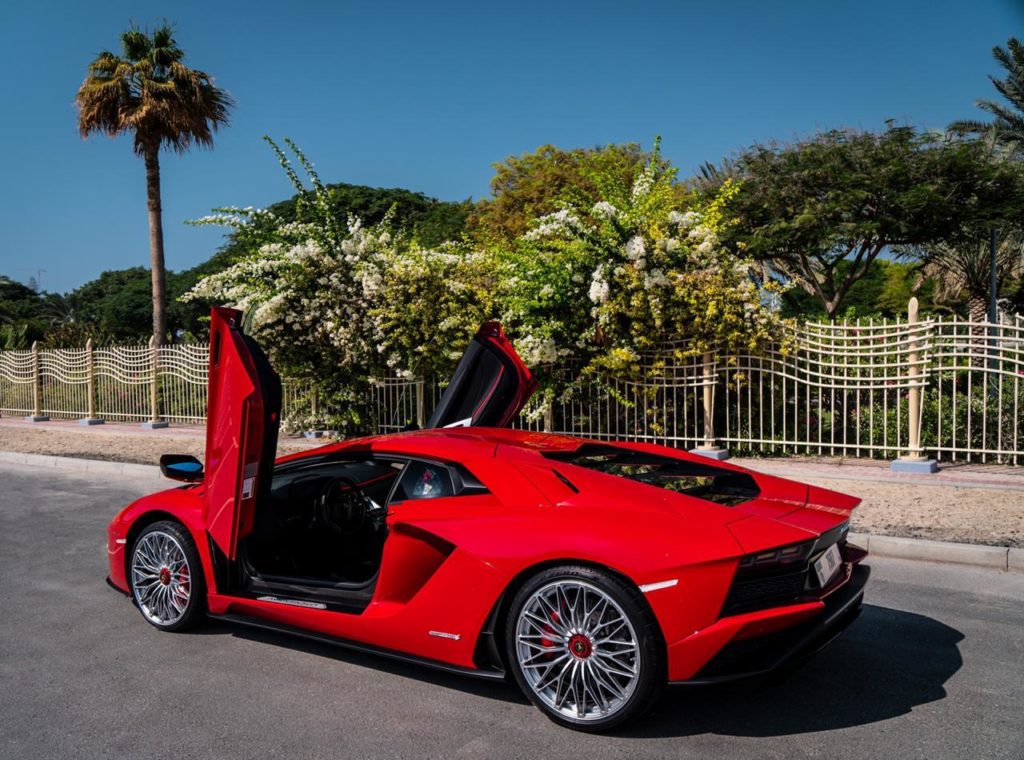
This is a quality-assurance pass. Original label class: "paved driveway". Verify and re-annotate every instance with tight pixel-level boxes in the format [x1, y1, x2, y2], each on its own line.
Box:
[0, 463, 1021, 759]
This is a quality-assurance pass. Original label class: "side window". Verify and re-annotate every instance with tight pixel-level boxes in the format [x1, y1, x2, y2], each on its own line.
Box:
[392, 461, 455, 503]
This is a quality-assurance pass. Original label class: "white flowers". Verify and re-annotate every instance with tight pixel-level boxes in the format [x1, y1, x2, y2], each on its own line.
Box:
[669, 210, 701, 229]
[625, 236, 646, 262]
[592, 201, 620, 219]
[518, 335, 563, 366]
[524, 209, 582, 240]
[589, 267, 610, 304]
[644, 268, 670, 289]
[631, 167, 655, 200]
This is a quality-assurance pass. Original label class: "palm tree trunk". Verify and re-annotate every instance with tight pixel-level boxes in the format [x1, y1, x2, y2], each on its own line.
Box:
[143, 143, 168, 346]
[968, 293, 988, 367]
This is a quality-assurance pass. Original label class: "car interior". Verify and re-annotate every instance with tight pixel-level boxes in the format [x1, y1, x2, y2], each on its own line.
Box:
[239, 456, 466, 597]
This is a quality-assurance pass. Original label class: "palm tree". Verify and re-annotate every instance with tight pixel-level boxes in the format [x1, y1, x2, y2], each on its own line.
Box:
[951, 37, 1024, 155]
[76, 24, 232, 344]
[918, 228, 1024, 323]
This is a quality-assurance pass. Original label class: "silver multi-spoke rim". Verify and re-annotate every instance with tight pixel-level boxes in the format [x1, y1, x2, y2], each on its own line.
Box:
[515, 580, 640, 722]
[131, 530, 192, 626]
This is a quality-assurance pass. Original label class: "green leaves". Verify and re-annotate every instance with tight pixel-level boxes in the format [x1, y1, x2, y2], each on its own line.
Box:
[717, 125, 1024, 318]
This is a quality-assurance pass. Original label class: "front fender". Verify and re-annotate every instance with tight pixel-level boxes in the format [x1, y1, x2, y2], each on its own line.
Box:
[106, 486, 214, 593]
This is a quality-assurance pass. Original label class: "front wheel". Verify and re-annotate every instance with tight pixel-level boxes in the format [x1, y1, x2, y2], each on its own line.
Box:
[129, 521, 205, 631]
[505, 565, 665, 731]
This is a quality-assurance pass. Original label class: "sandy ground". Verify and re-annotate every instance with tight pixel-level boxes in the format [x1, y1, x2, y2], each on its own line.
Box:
[745, 459, 1023, 549]
[1, 419, 1021, 547]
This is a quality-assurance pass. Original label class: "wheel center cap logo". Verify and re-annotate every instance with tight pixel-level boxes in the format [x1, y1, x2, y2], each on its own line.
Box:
[568, 634, 592, 659]
[159, 568, 171, 586]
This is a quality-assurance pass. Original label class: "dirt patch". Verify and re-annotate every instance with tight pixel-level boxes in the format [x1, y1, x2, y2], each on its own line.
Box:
[1, 422, 1021, 547]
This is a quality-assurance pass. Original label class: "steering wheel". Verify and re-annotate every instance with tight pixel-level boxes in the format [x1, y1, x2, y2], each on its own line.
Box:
[317, 476, 371, 535]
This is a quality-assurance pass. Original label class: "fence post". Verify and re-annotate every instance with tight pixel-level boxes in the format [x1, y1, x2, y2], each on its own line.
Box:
[689, 350, 729, 460]
[891, 297, 937, 473]
[25, 341, 49, 422]
[544, 397, 554, 433]
[141, 336, 169, 430]
[415, 380, 425, 429]
[79, 338, 104, 425]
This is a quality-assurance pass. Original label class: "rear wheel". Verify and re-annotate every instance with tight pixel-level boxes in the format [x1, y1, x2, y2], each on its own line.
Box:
[129, 521, 205, 631]
[505, 565, 665, 731]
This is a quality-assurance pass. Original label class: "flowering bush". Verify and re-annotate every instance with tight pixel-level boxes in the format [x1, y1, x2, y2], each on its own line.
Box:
[495, 139, 789, 393]
[186, 137, 787, 432]
[184, 138, 490, 432]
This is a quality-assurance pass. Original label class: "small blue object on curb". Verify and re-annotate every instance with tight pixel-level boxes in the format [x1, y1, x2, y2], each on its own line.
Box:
[891, 458, 939, 474]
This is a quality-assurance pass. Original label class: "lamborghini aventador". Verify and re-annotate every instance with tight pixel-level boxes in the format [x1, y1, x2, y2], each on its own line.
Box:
[106, 307, 869, 731]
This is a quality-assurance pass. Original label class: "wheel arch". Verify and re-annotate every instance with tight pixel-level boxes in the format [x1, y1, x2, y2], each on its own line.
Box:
[123, 509, 209, 592]
[473, 557, 666, 674]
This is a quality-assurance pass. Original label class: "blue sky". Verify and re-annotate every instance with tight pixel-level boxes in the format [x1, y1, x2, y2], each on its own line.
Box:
[1, 0, 1022, 293]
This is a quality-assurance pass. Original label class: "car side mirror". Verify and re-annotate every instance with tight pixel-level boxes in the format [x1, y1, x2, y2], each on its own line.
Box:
[159, 454, 204, 482]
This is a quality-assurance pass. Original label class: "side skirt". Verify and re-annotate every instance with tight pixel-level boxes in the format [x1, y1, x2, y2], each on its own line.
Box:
[210, 611, 508, 682]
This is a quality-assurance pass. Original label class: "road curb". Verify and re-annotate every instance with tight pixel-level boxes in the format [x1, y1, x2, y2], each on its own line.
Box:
[0, 451, 162, 480]
[0, 451, 1020, 573]
[849, 532, 1021, 573]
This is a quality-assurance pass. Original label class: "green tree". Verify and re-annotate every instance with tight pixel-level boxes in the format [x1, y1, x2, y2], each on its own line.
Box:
[718, 126, 1024, 320]
[912, 228, 1024, 322]
[76, 23, 232, 345]
[0, 275, 48, 343]
[952, 37, 1024, 155]
[468, 143, 665, 241]
[67, 267, 207, 341]
[781, 259, 934, 320]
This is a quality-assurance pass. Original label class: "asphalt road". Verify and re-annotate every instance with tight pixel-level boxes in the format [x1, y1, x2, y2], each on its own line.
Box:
[1, 462, 1022, 760]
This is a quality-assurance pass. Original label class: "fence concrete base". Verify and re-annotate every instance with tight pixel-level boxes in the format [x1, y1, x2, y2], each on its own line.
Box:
[140, 421, 170, 430]
[689, 447, 730, 461]
[24, 415, 49, 422]
[303, 430, 338, 439]
[891, 457, 939, 474]
[79, 418, 105, 426]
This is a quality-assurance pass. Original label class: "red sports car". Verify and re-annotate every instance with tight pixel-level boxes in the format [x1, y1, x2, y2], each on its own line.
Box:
[106, 308, 869, 731]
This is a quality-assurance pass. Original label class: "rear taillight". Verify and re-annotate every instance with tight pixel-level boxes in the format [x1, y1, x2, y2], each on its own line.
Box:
[736, 540, 816, 573]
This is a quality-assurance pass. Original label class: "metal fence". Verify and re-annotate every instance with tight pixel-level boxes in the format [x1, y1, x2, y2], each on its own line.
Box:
[516, 306, 1023, 464]
[2, 301, 1022, 464]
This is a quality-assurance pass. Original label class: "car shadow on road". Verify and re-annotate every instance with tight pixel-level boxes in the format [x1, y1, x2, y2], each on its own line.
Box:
[195, 618, 530, 705]
[193, 602, 962, 730]
[623, 603, 964, 738]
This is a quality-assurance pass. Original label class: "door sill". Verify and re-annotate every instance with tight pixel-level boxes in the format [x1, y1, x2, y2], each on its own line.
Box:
[241, 575, 374, 615]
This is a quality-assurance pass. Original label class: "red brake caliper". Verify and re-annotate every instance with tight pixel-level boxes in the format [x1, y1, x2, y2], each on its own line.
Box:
[540, 610, 560, 652]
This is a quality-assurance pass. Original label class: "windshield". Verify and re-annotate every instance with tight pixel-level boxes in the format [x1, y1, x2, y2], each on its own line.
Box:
[544, 444, 760, 506]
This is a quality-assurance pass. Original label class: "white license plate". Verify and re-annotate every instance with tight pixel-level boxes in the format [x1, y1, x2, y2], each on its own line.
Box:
[814, 544, 842, 587]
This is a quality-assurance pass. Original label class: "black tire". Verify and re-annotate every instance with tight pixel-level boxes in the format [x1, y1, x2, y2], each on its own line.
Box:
[128, 520, 206, 632]
[505, 565, 665, 732]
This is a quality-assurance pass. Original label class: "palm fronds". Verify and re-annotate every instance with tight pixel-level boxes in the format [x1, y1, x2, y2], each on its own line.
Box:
[75, 24, 233, 155]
